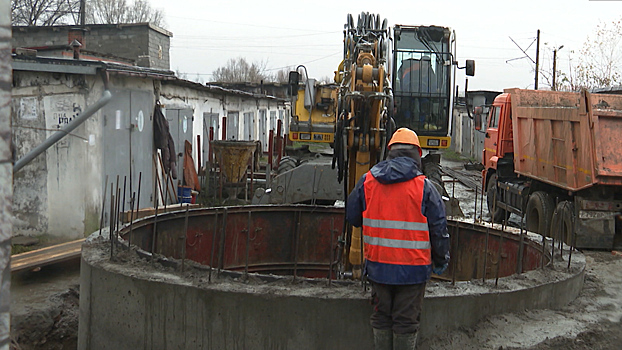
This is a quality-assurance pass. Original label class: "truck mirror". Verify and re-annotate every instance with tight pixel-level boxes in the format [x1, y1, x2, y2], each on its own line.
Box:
[465, 60, 475, 77]
[289, 71, 300, 96]
[473, 106, 483, 130]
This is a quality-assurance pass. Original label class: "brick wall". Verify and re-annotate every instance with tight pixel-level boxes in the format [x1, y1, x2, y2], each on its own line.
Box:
[12, 23, 171, 70]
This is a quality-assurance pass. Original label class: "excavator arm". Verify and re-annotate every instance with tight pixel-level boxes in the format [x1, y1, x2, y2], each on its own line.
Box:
[335, 12, 393, 277]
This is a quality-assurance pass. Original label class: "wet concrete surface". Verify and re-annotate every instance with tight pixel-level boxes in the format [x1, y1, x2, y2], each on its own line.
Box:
[9, 157, 622, 349]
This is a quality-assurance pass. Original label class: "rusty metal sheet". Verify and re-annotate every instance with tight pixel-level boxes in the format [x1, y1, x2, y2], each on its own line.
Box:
[122, 210, 549, 282]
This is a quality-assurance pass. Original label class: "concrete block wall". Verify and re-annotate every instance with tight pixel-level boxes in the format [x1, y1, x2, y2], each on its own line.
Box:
[12, 24, 171, 70]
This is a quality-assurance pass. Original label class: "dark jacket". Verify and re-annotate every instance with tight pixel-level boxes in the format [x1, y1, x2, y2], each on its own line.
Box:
[153, 103, 177, 179]
[346, 156, 450, 284]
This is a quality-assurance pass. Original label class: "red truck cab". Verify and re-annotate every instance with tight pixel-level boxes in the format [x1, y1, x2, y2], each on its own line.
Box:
[483, 93, 514, 185]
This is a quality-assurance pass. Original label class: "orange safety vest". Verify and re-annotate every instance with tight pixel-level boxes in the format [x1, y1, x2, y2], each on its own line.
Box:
[362, 174, 431, 266]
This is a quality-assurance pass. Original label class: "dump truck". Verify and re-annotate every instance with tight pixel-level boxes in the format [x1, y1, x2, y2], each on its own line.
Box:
[480, 88, 622, 249]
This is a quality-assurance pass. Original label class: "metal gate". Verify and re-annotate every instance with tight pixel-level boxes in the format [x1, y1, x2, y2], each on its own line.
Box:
[227, 111, 239, 140]
[102, 89, 154, 223]
[165, 108, 194, 185]
[203, 112, 219, 168]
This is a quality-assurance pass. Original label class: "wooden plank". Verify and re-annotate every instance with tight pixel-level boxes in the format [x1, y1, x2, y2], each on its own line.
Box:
[120, 203, 201, 223]
[11, 238, 85, 272]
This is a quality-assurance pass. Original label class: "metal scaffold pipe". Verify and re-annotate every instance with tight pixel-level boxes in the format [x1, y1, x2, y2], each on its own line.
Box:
[13, 89, 112, 173]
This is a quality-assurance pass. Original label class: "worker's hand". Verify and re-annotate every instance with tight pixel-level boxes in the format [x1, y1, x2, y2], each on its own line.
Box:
[432, 263, 448, 275]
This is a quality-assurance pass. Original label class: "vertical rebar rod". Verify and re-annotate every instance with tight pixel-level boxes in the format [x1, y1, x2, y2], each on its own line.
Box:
[293, 211, 301, 281]
[328, 217, 335, 286]
[541, 231, 546, 269]
[113, 176, 119, 244]
[480, 183, 484, 223]
[495, 234, 503, 287]
[128, 192, 136, 250]
[474, 186, 478, 224]
[244, 210, 251, 279]
[181, 204, 189, 273]
[151, 177, 159, 265]
[550, 197, 564, 260]
[451, 222, 459, 285]
[568, 201, 577, 270]
[163, 171, 169, 210]
[517, 214, 525, 274]
[558, 202, 564, 261]
[218, 208, 228, 276]
[209, 210, 218, 282]
[109, 185, 114, 260]
[121, 175, 127, 219]
[483, 223, 490, 283]
[99, 175, 108, 236]
[130, 172, 142, 249]
[551, 215, 555, 267]
[568, 210, 576, 270]
[218, 153, 224, 202]
[115, 187, 121, 252]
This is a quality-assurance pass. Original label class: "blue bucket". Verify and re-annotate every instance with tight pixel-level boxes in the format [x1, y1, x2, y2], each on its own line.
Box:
[178, 186, 192, 204]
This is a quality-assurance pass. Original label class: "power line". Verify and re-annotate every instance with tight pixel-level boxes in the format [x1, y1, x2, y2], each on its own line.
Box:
[166, 15, 336, 33]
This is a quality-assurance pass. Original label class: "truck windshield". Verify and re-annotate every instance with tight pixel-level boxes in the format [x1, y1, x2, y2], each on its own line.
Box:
[393, 26, 452, 136]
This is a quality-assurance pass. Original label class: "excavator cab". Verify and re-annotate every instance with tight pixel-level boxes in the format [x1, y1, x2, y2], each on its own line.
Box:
[392, 25, 457, 149]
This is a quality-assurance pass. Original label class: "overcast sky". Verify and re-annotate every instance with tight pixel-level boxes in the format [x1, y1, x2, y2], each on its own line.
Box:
[148, 0, 622, 91]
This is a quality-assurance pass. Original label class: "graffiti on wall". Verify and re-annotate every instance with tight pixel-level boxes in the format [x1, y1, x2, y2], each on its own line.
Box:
[43, 94, 85, 145]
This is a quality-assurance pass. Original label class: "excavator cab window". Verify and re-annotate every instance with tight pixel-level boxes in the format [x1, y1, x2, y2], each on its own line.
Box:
[392, 26, 453, 138]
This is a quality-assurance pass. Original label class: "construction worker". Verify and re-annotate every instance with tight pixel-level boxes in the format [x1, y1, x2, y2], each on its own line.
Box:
[345, 127, 450, 350]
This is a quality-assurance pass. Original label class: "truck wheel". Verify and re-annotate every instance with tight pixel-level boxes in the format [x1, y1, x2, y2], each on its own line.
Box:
[487, 173, 509, 223]
[525, 191, 555, 237]
[550, 201, 574, 245]
[277, 156, 298, 174]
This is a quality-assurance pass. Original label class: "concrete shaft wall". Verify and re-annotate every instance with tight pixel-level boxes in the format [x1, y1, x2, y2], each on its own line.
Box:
[78, 257, 373, 350]
[78, 234, 585, 350]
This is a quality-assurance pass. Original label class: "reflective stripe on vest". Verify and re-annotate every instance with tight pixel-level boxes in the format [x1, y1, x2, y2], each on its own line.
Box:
[362, 173, 431, 266]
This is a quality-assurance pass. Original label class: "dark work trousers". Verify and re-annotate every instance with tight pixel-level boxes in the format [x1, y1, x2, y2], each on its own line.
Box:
[370, 281, 426, 334]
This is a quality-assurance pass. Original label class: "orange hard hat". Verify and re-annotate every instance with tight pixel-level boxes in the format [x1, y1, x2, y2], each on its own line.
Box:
[388, 127, 421, 149]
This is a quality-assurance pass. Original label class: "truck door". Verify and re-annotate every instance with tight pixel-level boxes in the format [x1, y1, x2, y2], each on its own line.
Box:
[483, 105, 501, 169]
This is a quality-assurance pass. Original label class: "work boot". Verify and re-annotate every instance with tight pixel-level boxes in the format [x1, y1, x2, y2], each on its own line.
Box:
[393, 332, 417, 350]
[373, 328, 393, 350]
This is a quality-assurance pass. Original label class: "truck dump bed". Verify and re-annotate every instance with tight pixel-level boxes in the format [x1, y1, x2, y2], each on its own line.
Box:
[508, 88, 622, 191]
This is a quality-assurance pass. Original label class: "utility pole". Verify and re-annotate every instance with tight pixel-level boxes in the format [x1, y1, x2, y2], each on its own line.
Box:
[552, 45, 564, 91]
[80, 0, 86, 26]
[534, 29, 540, 90]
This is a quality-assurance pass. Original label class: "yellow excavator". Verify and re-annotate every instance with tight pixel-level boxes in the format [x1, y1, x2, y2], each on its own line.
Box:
[334, 12, 475, 277]
[333, 12, 392, 277]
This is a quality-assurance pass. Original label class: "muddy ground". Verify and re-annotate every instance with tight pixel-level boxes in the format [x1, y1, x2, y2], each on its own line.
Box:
[9, 159, 622, 349]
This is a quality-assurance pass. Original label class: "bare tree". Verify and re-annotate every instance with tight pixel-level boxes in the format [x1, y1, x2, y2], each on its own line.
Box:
[12, 0, 165, 27]
[125, 0, 163, 25]
[575, 19, 622, 90]
[87, 0, 165, 27]
[212, 58, 270, 83]
[271, 67, 293, 84]
[12, 0, 80, 26]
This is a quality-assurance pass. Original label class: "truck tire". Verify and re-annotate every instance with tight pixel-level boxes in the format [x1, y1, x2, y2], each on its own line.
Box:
[277, 156, 298, 174]
[487, 173, 510, 223]
[550, 201, 574, 246]
[525, 191, 555, 237]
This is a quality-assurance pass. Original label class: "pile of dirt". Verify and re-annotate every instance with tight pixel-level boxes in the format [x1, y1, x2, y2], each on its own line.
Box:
[11, 286, 79, 350]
